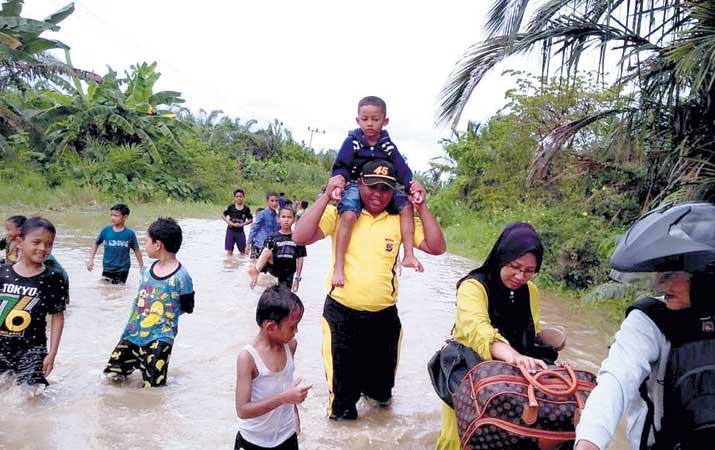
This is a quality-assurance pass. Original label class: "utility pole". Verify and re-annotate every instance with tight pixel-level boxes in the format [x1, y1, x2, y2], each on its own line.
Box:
[307, 126, 325, 149]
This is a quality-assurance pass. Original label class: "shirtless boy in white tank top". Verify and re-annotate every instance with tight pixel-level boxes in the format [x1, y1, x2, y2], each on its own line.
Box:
[234, 285, 311, 450]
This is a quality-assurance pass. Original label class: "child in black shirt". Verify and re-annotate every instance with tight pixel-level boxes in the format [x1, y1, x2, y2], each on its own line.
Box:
[0, 217, 68, 387]
[222, 188, 253, 256]
[248, 208, 306, 293]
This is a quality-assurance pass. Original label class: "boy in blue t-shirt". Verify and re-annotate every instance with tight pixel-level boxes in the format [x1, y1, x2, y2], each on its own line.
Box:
[247, 192, 280, 259]
[87, 203, 144, 284]
[104, 217, 195, 388]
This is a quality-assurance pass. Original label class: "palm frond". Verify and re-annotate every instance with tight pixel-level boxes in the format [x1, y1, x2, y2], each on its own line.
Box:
[526, 108, 631, 186]
[438, 16, 655, 129]
[485, 0, 531, 42]
[0, 0, 23, 18]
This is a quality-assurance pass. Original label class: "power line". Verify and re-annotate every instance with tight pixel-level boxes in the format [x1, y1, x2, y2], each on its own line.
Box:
[307, 126, 325, 149]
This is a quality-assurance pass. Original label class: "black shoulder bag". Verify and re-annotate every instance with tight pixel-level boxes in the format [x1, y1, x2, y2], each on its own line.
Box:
[427, 338, 482, 408]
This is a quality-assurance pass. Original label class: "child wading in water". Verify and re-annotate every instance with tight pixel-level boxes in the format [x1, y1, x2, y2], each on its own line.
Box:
[0, 215, 26, 265]
[223, 188, 253, 256]
[235, 285, 309, 450]
[1, 215, 70, 304]
[87, 203, 144, 284]
[248, 207, 306, 293]
[104, 217, 195, 388]
[0, 217, 68, 389]
[247, 193, 280, 260]
[330, 96, 425, 287]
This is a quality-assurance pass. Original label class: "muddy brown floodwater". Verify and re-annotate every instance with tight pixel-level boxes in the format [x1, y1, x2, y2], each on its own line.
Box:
[0, 216, 627, 450]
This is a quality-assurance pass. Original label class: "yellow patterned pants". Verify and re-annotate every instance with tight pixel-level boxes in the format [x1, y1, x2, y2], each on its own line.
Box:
[104, 338, 172, 388]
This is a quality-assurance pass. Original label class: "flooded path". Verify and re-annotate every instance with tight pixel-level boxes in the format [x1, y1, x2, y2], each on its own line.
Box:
[0, 217, 626, 450]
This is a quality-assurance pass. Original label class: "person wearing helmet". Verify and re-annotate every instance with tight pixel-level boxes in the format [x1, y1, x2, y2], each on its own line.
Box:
[575, 202, 715, 450]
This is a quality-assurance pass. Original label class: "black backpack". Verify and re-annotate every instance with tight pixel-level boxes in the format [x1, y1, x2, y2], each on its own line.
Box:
[628, 297, 715, 450]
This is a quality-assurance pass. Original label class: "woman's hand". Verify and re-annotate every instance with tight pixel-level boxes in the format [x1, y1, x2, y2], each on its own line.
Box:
[492, 342, 547, 372]
[510, 353, 547, 372]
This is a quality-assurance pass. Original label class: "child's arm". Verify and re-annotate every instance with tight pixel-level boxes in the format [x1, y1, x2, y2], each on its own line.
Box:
[247, 211, 264, 244]
[133, 247, 144, 269]
[239, 210, 253, 228]
[235, 350, 310, 419]
[221, 212, 234, 226]
[87, 242, 99, 271]
[332, 137, 356, 184]
[43, 312, 65, 376]
[389, 147, 414, 194]
[330, 138, 356, 200]
[292, 257, 304, 293]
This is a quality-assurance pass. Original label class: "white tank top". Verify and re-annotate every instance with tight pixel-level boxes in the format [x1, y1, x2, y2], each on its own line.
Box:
[237, 343, 296, 447]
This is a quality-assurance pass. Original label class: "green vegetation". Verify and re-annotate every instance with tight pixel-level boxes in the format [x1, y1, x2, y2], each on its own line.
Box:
[439, 0, 715, 205]
[416, 72, 650, 319]
[4, 0, 715, 325]
[0, 2, 332, 208]
[425, 72, 629, 285]
[426, 0, 715, 319]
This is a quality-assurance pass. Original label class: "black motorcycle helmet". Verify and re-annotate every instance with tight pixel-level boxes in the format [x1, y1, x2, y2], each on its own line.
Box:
[610, 202, 715, 273]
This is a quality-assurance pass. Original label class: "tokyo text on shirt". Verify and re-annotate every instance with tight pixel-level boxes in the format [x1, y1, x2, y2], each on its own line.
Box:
[0, 264, 67, 349]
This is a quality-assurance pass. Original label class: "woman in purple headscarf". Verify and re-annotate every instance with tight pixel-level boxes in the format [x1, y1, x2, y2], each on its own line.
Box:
[435, 222, 566, 450]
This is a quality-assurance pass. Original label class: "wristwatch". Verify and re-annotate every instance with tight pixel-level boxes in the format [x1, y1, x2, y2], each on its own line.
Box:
[294, 276, 302, 282]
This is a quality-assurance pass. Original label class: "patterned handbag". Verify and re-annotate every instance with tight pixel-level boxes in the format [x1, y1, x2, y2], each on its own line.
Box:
[453, 361, 597, 450]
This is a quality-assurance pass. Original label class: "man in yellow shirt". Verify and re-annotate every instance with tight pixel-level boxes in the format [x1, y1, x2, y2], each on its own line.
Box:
[294, 159, 446, 421]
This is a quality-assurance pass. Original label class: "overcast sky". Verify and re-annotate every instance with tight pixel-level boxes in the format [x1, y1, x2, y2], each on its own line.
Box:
[24, 0, 543, 172]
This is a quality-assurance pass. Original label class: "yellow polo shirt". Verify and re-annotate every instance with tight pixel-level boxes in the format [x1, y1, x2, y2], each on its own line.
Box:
[319, 205, 425, 312]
